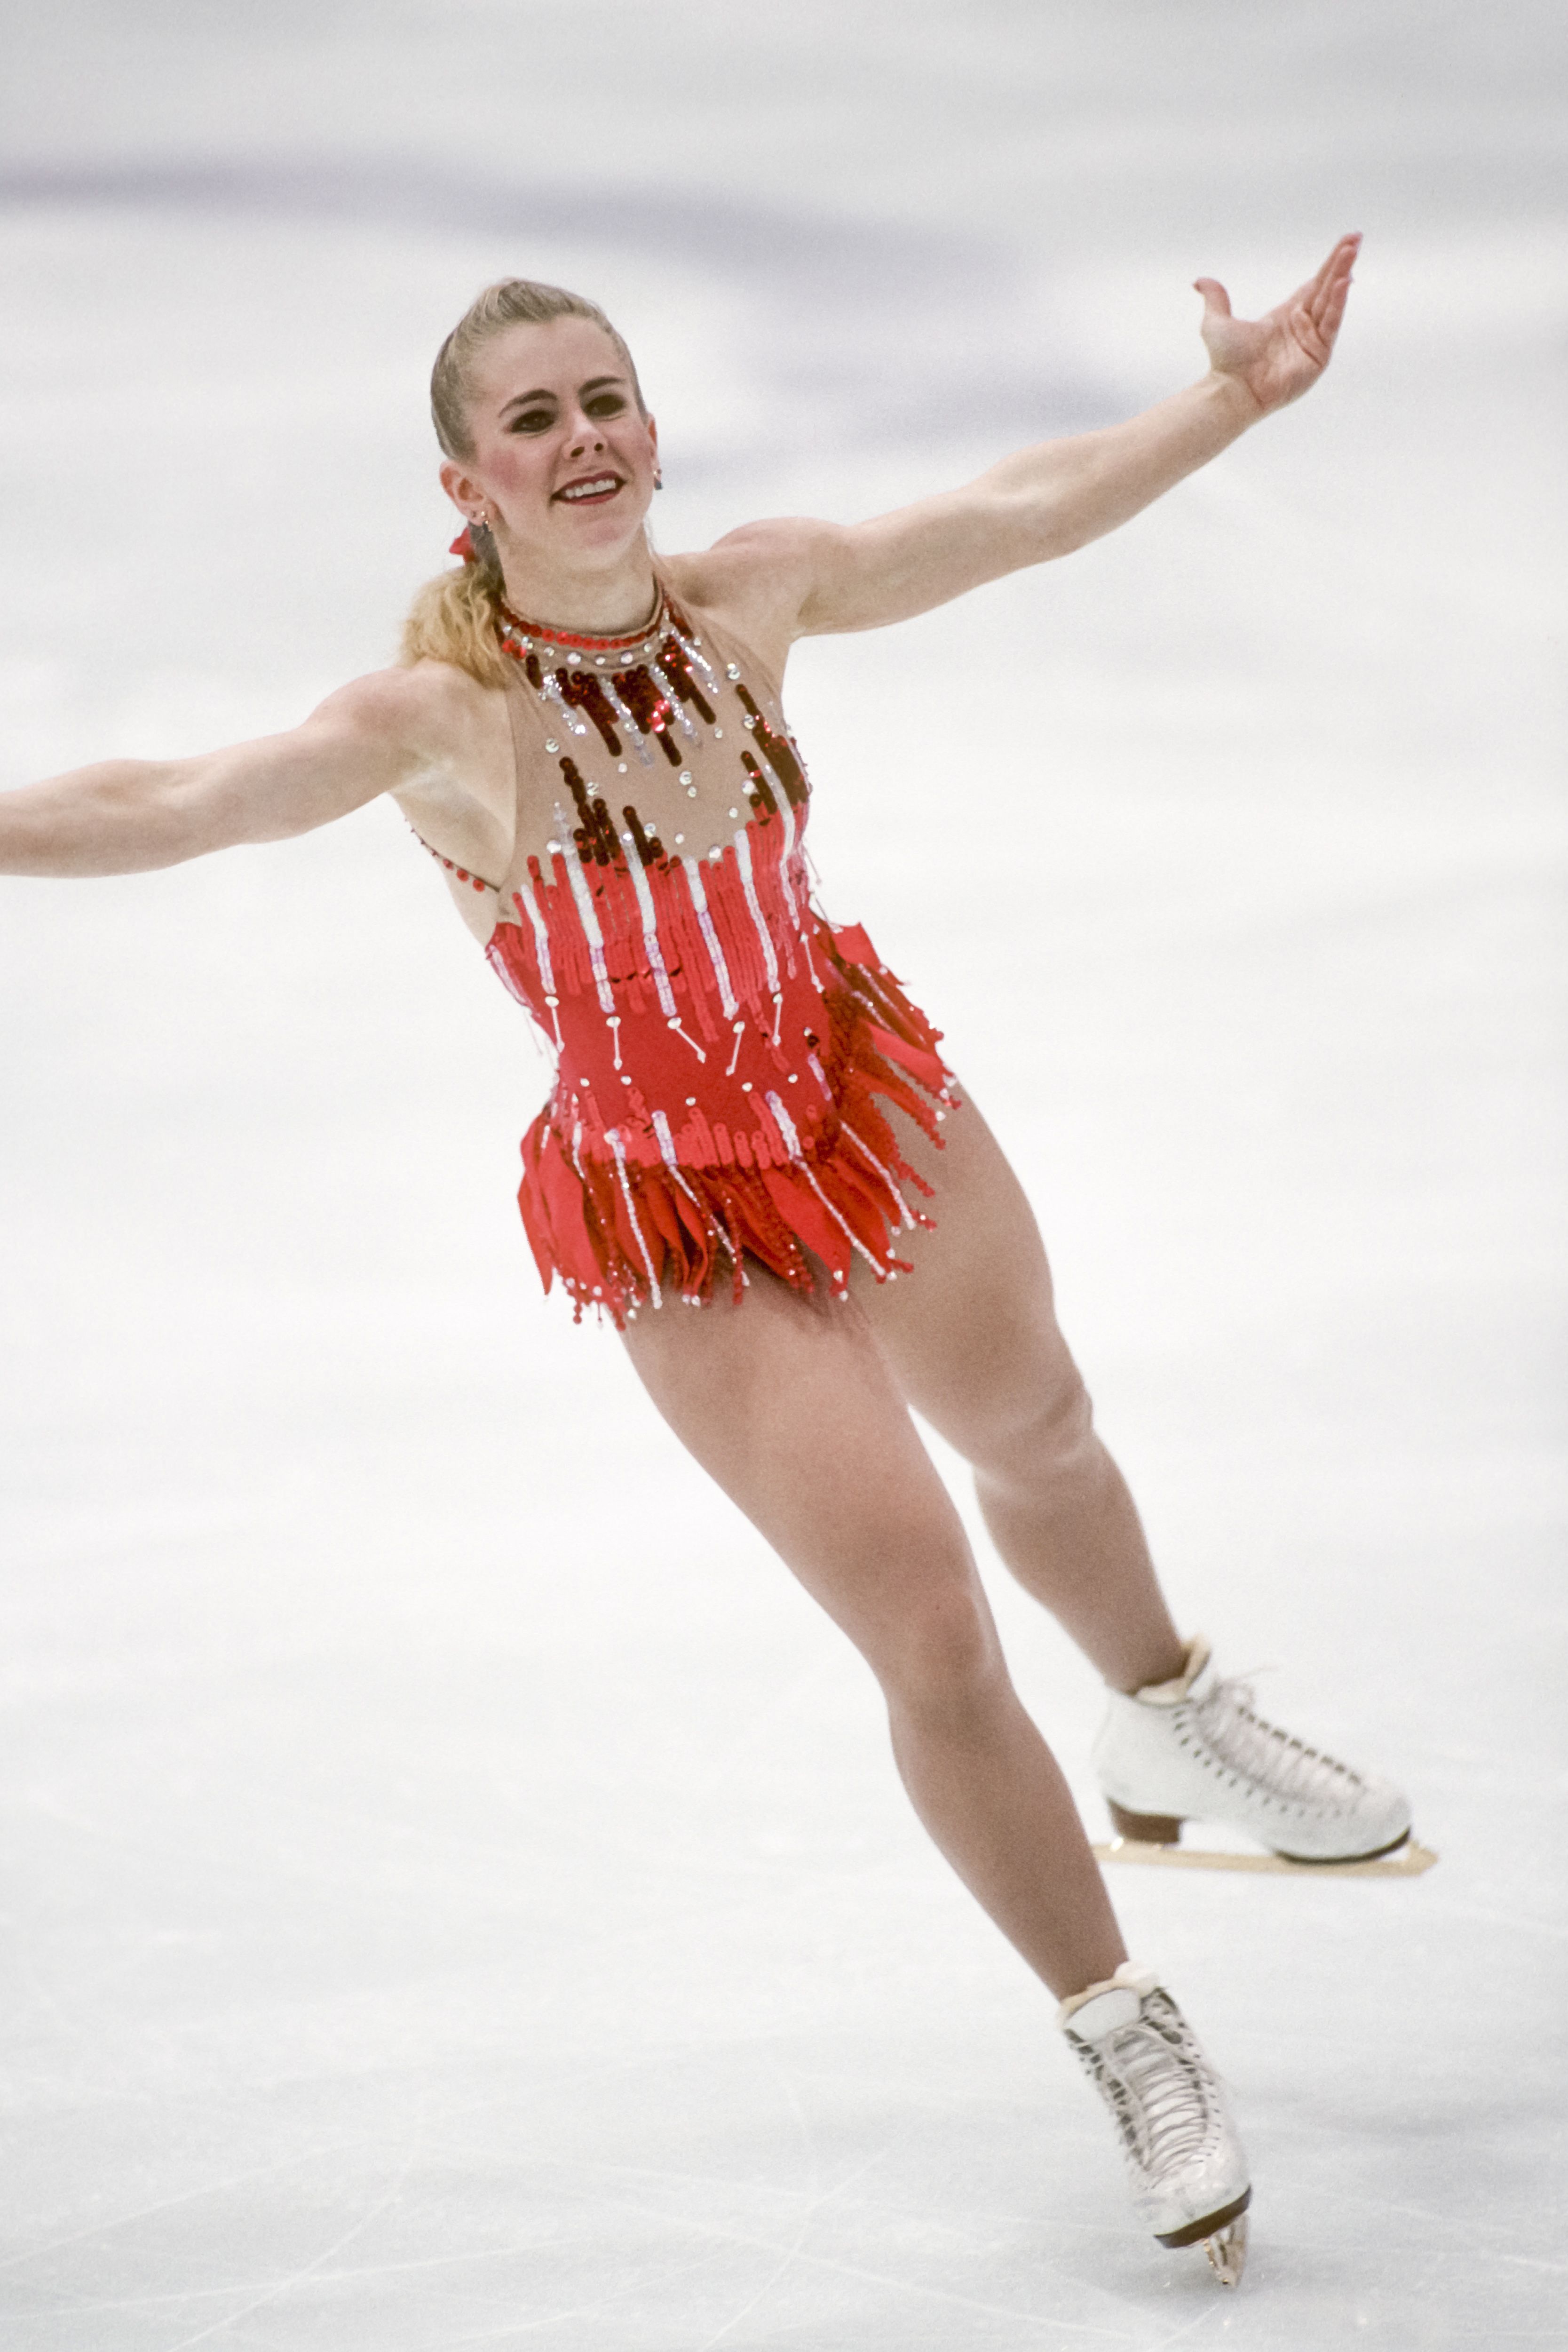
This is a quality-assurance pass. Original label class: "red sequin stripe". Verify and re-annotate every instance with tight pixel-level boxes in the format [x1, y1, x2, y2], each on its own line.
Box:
[555, 668, 623, 755]
[654, 634, 716, 725]
[561, 757, 624, 867]
[623, 805, 666, 867]
[739, 749, 778, 819]
[496, 595, 665, 653]
[498, 823, 810, 1026]
[616, 666, 683, 765]
[733, 684, 807, 806]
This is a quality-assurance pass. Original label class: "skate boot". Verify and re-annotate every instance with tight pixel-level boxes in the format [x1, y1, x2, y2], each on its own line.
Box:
[1058, 1961, 1250, 2285]
[1093, 1637, 1412, 1863]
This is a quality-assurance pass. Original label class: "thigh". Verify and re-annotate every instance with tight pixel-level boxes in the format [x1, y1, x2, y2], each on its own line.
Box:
[618, 1263, 986, 1678]
[852, 1083, 1089, 1465]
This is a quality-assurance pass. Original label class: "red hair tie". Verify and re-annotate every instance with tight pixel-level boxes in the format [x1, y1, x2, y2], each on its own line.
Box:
[449, 524, 477, 564]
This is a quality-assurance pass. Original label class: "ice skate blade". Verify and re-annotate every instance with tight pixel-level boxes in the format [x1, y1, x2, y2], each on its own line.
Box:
[1093, 1835, 1438, 1878]
[1204, 2210, 1248, 2288]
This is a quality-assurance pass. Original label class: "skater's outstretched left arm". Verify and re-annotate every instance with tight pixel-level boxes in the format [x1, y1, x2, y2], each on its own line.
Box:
[687, 234, 1359, 645]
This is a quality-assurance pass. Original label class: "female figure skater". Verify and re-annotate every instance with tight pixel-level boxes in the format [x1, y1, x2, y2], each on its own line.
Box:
[1, 233, 1411, 2287]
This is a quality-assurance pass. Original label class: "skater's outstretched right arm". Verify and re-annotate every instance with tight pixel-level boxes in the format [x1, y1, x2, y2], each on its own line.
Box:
[0, 668, 461, 878]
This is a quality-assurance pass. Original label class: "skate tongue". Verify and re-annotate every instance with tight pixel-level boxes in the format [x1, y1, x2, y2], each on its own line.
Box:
[1065, 1986, 1143, 2039]
[1057, 1960, 1161, 2040]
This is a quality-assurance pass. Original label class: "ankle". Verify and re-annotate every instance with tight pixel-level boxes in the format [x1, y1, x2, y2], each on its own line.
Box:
[1112, 1634, 1192, 1698]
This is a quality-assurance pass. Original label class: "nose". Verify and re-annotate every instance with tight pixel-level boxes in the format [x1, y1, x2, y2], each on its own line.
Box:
[565, 408, 608, 457]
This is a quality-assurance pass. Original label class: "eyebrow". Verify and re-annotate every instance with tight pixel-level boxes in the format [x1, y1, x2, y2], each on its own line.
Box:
[499, 374, 626, 418]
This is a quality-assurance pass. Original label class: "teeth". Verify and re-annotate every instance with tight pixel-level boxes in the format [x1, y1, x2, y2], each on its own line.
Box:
[561, 477, 617, 501]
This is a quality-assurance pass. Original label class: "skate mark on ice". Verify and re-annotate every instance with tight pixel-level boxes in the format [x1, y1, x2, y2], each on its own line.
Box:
[152, 2105, 430, 2352]
[1312, 2185, 1568, 2277]
[427, 2249, 760, 2344]
[0, 2135, 405, 2276]
[1145, 2304, 1237, 2348]
[692, 2078, 895, 2351]
[511, 2183, 1141, 2340]
[1, 2233, 658, 2326]
[533, 2132, 1093, 2282]
[690, 2051, 827, 2351]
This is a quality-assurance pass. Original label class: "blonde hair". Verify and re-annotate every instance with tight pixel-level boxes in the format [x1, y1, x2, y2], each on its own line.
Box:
[399, 278, 646, 687]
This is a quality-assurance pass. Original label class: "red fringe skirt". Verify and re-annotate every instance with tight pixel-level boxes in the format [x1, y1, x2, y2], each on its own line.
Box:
[515, 935, 953, 1326]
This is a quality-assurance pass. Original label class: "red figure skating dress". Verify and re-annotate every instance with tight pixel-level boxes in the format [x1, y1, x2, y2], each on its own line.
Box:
[416, 580, 953, 1323]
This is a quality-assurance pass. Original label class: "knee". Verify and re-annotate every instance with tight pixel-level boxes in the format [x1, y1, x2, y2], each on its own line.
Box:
[877, 1576, 1009, 1735]
[977, 1357, 1098, 1493]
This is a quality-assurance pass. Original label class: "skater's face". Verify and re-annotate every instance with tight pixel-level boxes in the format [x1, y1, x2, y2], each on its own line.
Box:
[439, 317, 659, 577]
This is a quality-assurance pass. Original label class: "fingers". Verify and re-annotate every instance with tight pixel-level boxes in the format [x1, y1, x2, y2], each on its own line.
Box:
[1306, 231, 1360, 347]
[1263, 235, 1357, 374]
[1309, 232, 1360, 313]
[1196, 238, 1354, 324]
[1316, 230, 1362, 283]
[1315, 273, 1351, 344]
[1288, 300, 1328, 369]
[1280, 233, 1359, 319]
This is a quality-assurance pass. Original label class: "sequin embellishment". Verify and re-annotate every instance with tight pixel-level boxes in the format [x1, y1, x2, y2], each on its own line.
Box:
[451, 590, 954, 1323]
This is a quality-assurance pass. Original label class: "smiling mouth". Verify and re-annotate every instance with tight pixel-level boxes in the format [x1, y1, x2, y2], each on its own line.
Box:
[554, 474, 622, 505]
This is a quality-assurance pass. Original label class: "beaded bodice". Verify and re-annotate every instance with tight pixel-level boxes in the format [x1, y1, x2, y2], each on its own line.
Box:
[500, 586, 808, 880]
[441, 585, 853, 1182]
[414, 576, 951, 1319]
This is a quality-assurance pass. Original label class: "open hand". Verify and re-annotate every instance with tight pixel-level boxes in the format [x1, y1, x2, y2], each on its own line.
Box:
[1196, 234, 1361, 416]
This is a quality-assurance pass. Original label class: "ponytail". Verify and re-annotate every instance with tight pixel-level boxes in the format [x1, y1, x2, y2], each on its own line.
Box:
[399, 541, 510, 689]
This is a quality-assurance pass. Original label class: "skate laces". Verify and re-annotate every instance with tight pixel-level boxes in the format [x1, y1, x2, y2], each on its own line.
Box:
[1195, 1673, 1365, 1810]
[1073, 1994, 1220, 2181]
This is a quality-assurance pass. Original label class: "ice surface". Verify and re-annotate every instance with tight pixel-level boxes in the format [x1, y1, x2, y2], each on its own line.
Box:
[0, 4, 1564, 2345]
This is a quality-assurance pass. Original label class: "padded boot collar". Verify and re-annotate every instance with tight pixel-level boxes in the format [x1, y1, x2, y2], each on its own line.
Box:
[1130, 1635, 1212, 1707]
[1056, 1959, 1161, 2036]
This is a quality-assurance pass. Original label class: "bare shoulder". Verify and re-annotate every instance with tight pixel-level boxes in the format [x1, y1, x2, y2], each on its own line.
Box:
[361, 661, 515, 880]
[306, 660, 512, 825]
[662, 517, 847, 675]
[313, 658, 499, 759]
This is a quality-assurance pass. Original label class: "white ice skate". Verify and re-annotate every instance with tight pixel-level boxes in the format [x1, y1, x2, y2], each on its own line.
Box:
[1058, 1961, 1251, 2286]
[1092, 1636, 1429, 1873]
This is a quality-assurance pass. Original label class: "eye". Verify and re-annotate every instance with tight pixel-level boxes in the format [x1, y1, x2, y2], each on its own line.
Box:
[507, 407, 555, 435]
[585, 393, 627, 418]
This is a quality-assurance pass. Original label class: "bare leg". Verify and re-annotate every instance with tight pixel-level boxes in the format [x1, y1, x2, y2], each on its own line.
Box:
[854, 1089, 1186, 1694]
[620, 1270, 1126, 1997]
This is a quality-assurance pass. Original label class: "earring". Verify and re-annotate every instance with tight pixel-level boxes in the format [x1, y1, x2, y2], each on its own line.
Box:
[653, 470, 664, 492]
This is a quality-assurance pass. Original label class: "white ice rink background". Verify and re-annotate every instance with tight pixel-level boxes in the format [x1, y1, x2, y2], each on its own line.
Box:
[0, 4, 1564, 2345]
